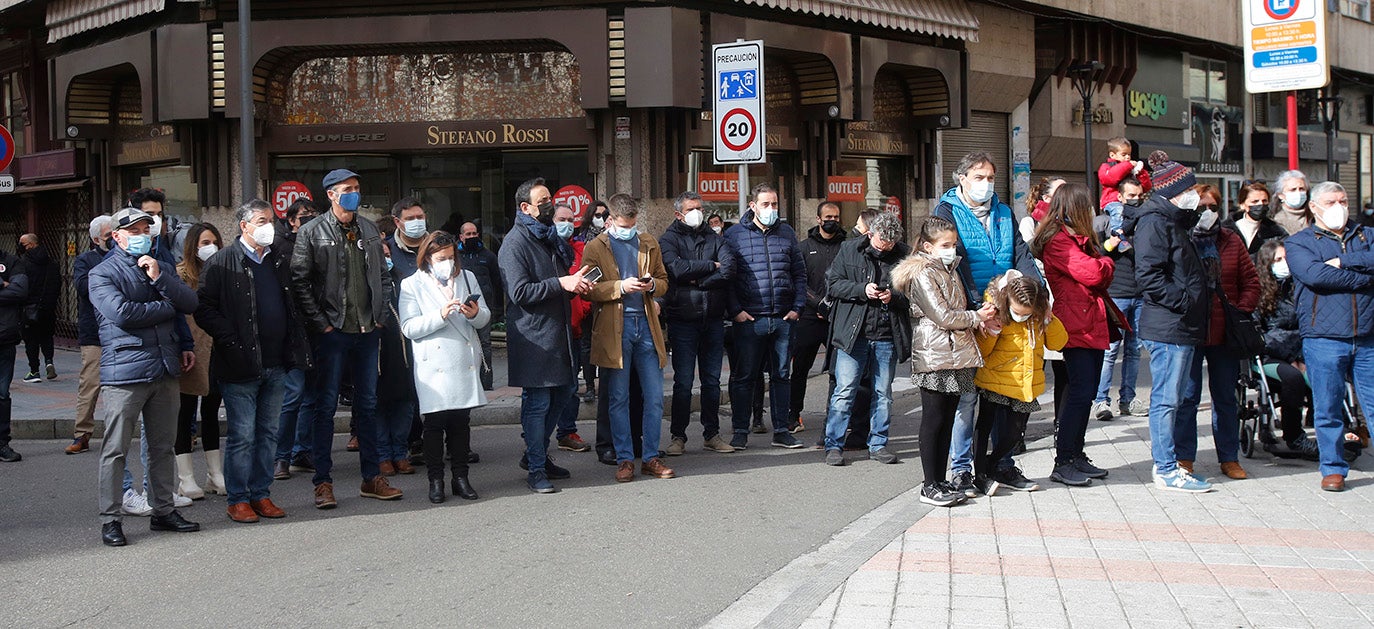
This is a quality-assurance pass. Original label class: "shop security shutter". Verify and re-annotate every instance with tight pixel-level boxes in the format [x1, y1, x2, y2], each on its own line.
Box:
[941, 111, 1010, 201]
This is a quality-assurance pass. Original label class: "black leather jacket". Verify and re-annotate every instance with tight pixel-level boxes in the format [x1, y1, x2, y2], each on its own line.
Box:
[290, 210, 394, 333]
[195, 244, 311, 383]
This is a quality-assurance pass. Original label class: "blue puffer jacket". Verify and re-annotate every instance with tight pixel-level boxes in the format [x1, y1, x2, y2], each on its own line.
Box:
[1285, 222, 1374, 339]
[932, 187, 1042, 306]
[89, 244, 199, 385]
[723, 209, 807, 318]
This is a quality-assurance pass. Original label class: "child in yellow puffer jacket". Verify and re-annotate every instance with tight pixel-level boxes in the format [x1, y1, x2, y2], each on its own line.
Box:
[972, 270, 1068, 494]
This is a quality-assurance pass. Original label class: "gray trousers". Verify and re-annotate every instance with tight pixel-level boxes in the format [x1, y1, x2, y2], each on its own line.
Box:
[98, 377, 180, 523]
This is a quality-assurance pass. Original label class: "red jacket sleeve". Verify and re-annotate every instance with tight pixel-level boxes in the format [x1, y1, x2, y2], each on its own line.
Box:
[569, 241, 590, 337]
[1137, 168, 1152, 193]
[1098, 160, 1134, 188]
[1048, 232, 1115, 291]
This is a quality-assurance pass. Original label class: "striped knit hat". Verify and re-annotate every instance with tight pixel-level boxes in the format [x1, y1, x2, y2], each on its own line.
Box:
[1148, 151, 1196, 200]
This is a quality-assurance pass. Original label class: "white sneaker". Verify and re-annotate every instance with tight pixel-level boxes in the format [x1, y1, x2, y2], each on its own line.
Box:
[122, 489, 153, 516]
[173, 493, 193, 508]
[1092, 400, 1114, 421]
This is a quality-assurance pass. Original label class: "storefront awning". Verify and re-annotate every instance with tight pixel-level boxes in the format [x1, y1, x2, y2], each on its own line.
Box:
[11, 178, 89, 194]
[45, 0, 165, 43]
[0, 0, 32, 13]
[734, 0, 979, 41]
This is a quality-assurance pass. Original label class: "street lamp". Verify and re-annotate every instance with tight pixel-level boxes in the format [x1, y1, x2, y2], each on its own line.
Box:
[1068, 61, 1105, 190]
[1317, 90, 1344, 182]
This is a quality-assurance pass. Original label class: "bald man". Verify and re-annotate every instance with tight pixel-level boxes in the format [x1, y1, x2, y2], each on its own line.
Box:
[19, 233, 60, 384]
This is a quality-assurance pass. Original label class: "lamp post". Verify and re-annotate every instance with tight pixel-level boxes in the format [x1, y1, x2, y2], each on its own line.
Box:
[239, 0, 255, 204]
[1317, 90, 1343, 182]
[1069, 61, 1105, 190]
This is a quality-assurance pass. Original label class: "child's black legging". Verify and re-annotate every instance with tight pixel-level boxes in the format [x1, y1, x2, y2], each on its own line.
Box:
[920, 388, 960, 485]
[975, 398, 1026, 479]
[175, 392, 222, 454]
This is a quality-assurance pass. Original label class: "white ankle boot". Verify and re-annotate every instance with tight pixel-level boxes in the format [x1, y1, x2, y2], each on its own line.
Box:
[204, 449, 227, 495]
[175, 453, 205, 499]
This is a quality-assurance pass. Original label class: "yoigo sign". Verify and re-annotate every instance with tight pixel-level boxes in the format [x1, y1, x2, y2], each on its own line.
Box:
[1125, 51, 1187, 129]
[1128, 90, 1169, 122]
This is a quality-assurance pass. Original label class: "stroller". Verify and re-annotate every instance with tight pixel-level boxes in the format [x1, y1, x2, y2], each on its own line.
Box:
[1236, 356, 1368, 461]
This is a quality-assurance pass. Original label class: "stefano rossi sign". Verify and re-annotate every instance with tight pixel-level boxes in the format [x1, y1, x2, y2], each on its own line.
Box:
[264, 119, 593, 152]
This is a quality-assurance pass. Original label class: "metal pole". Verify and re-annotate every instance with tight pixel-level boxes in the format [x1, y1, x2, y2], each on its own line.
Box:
[238, 0, 255, 204]
[1083, 89, 1094, 190]
[738, 164, 747, 217]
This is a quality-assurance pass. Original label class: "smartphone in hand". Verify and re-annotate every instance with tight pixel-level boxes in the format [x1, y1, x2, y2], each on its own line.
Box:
[583, 267, 604, 283]
[464, 294, 481, 305]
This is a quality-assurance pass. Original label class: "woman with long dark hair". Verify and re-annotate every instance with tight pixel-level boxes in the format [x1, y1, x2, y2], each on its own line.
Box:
[1254, 240, 1318, 460]
[174, 222, 225, 498]
[1029, 183, 1116, 487]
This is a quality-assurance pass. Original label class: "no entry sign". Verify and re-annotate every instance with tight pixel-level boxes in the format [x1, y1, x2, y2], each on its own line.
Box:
[272, 181, 312, 219]
[0, 124, 15, 174]
[713, 40, 766, 164]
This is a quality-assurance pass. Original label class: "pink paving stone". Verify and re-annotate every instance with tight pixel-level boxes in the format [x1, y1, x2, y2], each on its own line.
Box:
[937, 517, 1374, 552]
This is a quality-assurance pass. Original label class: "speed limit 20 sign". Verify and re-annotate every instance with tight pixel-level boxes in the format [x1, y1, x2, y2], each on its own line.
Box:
[713, 40, 766, 164]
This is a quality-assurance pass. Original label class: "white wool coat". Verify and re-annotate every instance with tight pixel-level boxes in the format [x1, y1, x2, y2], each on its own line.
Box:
[398, 269, 490, 414]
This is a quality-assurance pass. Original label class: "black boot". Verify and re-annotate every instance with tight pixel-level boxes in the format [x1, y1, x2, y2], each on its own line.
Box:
[101, 521, 127, 547]
[428, 478, 445, 504]
[452, 476, 479, 500]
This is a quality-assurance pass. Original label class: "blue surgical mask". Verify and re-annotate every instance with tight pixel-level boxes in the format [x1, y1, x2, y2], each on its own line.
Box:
[756, 207, 779, 226]
[338, 191, 361, 212]
[555, 221, 575, 239]
[384, 256, 394, 272]
[124, 234, 152, 256]
[1282, 191, 1306, 209]
[402, 218, 427, 238]
[966, 180, 994, 204]
[610, 224, 638, 241]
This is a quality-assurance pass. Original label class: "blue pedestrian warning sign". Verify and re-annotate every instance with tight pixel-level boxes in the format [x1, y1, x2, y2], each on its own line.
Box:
[717, 70, 757, 101]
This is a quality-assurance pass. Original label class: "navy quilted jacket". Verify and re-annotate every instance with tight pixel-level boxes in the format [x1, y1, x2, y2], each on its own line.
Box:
[89, 244, 199, 385]
[1285, 222, 1374, 339]
[723, 210, 807, 318]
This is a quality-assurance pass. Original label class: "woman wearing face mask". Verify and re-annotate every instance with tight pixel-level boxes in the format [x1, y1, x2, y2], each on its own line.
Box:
[398, 231, 489, 503]
[1223, 181, 1289, 258]
[1171, 184, 1261, 481]
[173, 222, 226, 499]
[1270, 170, 1312, 235]
[1253, 240, 1318, 461]
[1029, 183, 1117, 487]
[1020, 176, 1065, 245]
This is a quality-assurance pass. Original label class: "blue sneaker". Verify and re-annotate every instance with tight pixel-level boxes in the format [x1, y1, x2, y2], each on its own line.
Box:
[527, 472, 558, 494]
[1153, 469, 1214, 493]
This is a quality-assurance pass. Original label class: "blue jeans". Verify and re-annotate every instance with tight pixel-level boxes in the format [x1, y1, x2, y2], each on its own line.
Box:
[557, 345, 582, 438]
[1096, 297, 1143, 405]
[221, 367, 286, 505]
[605, 314, 665, 462]
[520, 385, 568, 474]
[668, 319, 725, 441]
[309, 330, 381, 485]
[728, 316, 794, 434]
[1143, 340, 1198, 475]
[949, 393, 1012, 472]
[1174, 345, 1241, 464]
[376, 396, 415, 462]
[274, 368, 313, 462]
[824, 340, 896, 451]
[1303, 336, 1374, 477]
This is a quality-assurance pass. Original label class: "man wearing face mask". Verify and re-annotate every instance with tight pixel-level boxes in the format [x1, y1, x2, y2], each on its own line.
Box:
[498, 177, 593, 493]
[1133, 154, 1214, 493]
[707, 213, 724, 235]
[1284, 181, 1374, 492]
[1271, 170, 1312, 235]
[933, 152, 1043, 497]
[196, 199, 310, 523]
[387, 198, 426, 281]
[128, 188, 181, 263]
[67, 215, 117, 455]
[659, 190, 737, 456]
[459, 221, 501, 392]
[291, 169, 401, 508]
[89, 207, 201, 546]
[1093, 178, 1149, 422]
[723, 183, 808, 450]
[789, 201, 847, 434]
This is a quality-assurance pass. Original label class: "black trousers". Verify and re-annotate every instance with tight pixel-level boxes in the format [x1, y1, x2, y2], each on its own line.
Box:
[1266, 360, 1312, 443]
[175, 392, 222, 454]
[919, 388, 960, 485]
[596, 370, 644, 458]
[423, 408, 471, 480]
[22, 315, 55, 373]
[789, 317, 829, 421]
[975, 399, 1026, 479]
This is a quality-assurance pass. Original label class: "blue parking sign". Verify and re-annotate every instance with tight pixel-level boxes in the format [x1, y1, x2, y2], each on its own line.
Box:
[718, 70, 757, 101]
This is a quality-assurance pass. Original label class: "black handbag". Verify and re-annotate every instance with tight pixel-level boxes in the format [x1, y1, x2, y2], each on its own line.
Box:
[1216, 284, 1264, 357]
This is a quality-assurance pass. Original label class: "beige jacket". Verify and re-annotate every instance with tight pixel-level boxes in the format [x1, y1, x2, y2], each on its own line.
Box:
[891, 252, 983, 373]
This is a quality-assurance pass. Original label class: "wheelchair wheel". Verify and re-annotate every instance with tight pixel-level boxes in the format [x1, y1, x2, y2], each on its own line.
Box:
[1237, 381, 1258, 459]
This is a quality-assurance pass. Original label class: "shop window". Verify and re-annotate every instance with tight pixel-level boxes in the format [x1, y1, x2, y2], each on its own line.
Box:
[119, 164, 199, 223]
[271, 155, 399, 213]
[1342, 0, 1371, 21]
[1362, 134, 1372, 207]
[829, 158, 908, 230]
[688, 150, 796, 226]
[1, 73, 23, 157]
[273, 51, 583, 125]
[1187, 56, 1227, 105]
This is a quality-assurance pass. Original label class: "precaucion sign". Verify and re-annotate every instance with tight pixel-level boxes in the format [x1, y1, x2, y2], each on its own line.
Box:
[1242, 0, 1328, 93]
[713, 40, 766, 164]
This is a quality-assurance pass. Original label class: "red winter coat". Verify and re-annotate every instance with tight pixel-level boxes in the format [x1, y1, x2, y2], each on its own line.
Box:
[1204, 229, 1260, 347]
[569, 240, 591, 338]
[1042, 229, 1117, 350]
[1098, 160, 1153, 208]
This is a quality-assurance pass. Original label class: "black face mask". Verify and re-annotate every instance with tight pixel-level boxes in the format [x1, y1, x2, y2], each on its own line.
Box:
[535, 200, 556, 225]
[1123, 197, 1144, 208]
[821, 220, 842, 235]
[1246, 204, 1270, 220]
[462, 237, 482, 251]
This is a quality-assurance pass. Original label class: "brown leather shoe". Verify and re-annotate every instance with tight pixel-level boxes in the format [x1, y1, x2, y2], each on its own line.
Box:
[64, 434, 90, 455]
[615, 461, 635, 483]
[1177, 460, 1194, 474]
[250, 498, 286, 518]
[394, 459, 415, 475]
[360, 476, 403, 500]
[641, 457, 676, 479]
[273, 460, 291, 480]
[1321, 474, 1346, 492]
[314, 482, 337, 509]
[378, 460, 396, 476]
[227, 502, 260, 523]
[1219, 461, 1248, 480]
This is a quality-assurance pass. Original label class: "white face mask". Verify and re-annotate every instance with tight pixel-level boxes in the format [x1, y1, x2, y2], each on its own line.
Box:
[251, 223, 275, 247]
[555, 221, 575, 239]
[150, 215, 163, 235]
[1282, 190, 1307, 209]
[756, 207, 779, 226]
[932, 247, 957, 266]
[712, 225, 722, 234]
[1011, 311, 1031, 323]
[683, 209, 704, 228]
[1318, 203, 1348, 230]
[965, 179, 994, 205]
[432, 259, 454, 282]
[592, 216, 606, 229]
[196, 244, 218, 261]
[1173, 190, 1201, 211]
[1272, 260, 1290, 280]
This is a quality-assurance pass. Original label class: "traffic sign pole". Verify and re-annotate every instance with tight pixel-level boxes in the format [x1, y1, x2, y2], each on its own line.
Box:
[738, 165, 747, 215]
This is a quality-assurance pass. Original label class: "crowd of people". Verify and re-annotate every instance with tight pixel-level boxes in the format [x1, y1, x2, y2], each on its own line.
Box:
[0, 145, 1369, 546]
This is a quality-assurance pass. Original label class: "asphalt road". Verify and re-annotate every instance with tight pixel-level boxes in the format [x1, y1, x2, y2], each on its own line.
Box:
[0, 369, 1066, 628]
